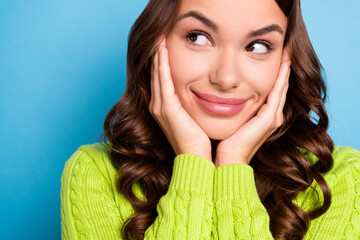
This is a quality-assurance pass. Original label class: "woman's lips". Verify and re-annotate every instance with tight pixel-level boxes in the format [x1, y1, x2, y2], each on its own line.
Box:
[194, 92, 247, 116]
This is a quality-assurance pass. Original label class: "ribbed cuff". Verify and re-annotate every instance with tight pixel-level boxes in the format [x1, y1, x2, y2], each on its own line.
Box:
[214, 164, 258, 203]
[169, 154, 215, 194]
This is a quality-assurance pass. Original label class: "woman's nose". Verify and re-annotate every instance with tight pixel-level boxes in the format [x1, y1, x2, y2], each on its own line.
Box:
[210, 49, 241, 90]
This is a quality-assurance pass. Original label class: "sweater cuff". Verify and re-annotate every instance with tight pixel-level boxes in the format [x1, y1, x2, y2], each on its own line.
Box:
[169, 154, 215, 194]
[214, 164, 259, 203]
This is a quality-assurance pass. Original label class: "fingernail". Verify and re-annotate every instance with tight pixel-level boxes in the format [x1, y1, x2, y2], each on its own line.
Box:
[159, 45, 163, 54]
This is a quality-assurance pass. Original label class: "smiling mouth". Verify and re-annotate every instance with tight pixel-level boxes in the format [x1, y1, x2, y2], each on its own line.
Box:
[193, 91, 247, 116]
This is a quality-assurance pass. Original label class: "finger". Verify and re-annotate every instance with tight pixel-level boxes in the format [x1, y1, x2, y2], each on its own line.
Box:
[158, 39, 175, 102]
[153, 51, 160, 97]
[282, 45, 290, 62]
[266, 60, 291, 113]
[150, 50, 161, 113]
[272, 45, 290, 122]
[253, 64, 289, 146]
[250, 61, 289, 136]
[275, 65, 291, 123]
[272, 44, 290, 104]
[256, 46, 290, 118]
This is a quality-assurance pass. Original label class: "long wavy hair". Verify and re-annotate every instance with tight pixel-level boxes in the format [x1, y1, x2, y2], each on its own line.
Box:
[103, 0, 334, 239]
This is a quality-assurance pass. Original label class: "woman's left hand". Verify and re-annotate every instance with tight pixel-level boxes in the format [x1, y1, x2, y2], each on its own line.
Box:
[214, 48, 291, 167]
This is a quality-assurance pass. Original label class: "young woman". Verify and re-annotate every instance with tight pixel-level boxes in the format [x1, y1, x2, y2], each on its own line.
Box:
[61, 0, 360, 239]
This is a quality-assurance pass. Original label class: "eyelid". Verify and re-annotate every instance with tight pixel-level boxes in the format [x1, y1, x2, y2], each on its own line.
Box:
[246, 40, 273, 54]
[184, 30, 274, 54]
[185, 30, 214, 47]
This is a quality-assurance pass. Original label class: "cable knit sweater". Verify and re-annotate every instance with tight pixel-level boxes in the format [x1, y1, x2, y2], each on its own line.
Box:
[61, 143, 360, 239]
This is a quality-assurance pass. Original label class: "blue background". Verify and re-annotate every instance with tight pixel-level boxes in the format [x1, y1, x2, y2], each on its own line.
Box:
[0, 0, 359, 239]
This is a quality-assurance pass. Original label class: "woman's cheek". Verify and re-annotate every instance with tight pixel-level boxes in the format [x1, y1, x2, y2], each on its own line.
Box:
[242, 60, 280, 97]
[168, 47, 212, 87]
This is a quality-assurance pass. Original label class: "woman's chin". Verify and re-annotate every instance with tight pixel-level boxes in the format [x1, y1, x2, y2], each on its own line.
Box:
[205, 129, 236, 141]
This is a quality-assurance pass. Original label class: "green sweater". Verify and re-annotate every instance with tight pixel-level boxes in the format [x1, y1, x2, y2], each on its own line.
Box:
[61, 143, 360, 239]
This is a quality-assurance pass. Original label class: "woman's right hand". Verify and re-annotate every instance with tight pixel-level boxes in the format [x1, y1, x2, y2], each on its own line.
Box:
[149, 38, 212, 160]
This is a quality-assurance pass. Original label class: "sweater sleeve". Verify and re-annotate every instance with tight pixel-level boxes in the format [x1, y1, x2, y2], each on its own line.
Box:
[144, 154, 215, 239]
[212, 164, 273, 239]
[61, 149, 124, 240]
[211, 146, 360, 240]
[301, 147, 360, 239]
[61, 147, 215, 240]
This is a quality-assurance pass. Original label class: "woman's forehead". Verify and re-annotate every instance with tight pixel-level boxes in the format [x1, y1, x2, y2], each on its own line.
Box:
[176, 0, 287, 32]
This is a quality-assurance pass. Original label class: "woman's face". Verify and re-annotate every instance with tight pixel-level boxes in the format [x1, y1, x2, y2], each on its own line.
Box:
[166, 0, 287, 140]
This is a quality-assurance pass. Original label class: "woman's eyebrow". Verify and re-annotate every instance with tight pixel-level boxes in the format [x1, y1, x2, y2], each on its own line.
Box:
[248, 24, 284, 38]
[176, 11, 284, 38]
[176, 11, 218, 32]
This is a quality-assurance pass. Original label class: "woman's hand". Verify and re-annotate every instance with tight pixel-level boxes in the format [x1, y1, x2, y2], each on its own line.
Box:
[214, 47, 291, 167]
[149, 38, 212, 160]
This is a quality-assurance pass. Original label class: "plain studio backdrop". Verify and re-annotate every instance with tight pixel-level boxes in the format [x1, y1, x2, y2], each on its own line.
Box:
[0, 0, 359, 239]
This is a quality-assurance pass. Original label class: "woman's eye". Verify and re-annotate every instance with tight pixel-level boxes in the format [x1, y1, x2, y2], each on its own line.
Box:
[246, 42, 272, 54]
[187, 32, 212, 47]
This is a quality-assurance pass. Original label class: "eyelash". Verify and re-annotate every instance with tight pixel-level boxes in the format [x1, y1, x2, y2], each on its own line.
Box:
[246, 41, 273, 54]
[185, 30, 274, 54]
[185, 30, 212, 48]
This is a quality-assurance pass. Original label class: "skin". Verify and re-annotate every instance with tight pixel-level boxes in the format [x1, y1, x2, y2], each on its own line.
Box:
[149, 0, 291, 167]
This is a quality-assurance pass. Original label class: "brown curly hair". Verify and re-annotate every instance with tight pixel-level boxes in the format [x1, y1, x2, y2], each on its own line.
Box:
[103, 0, 334, 239]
